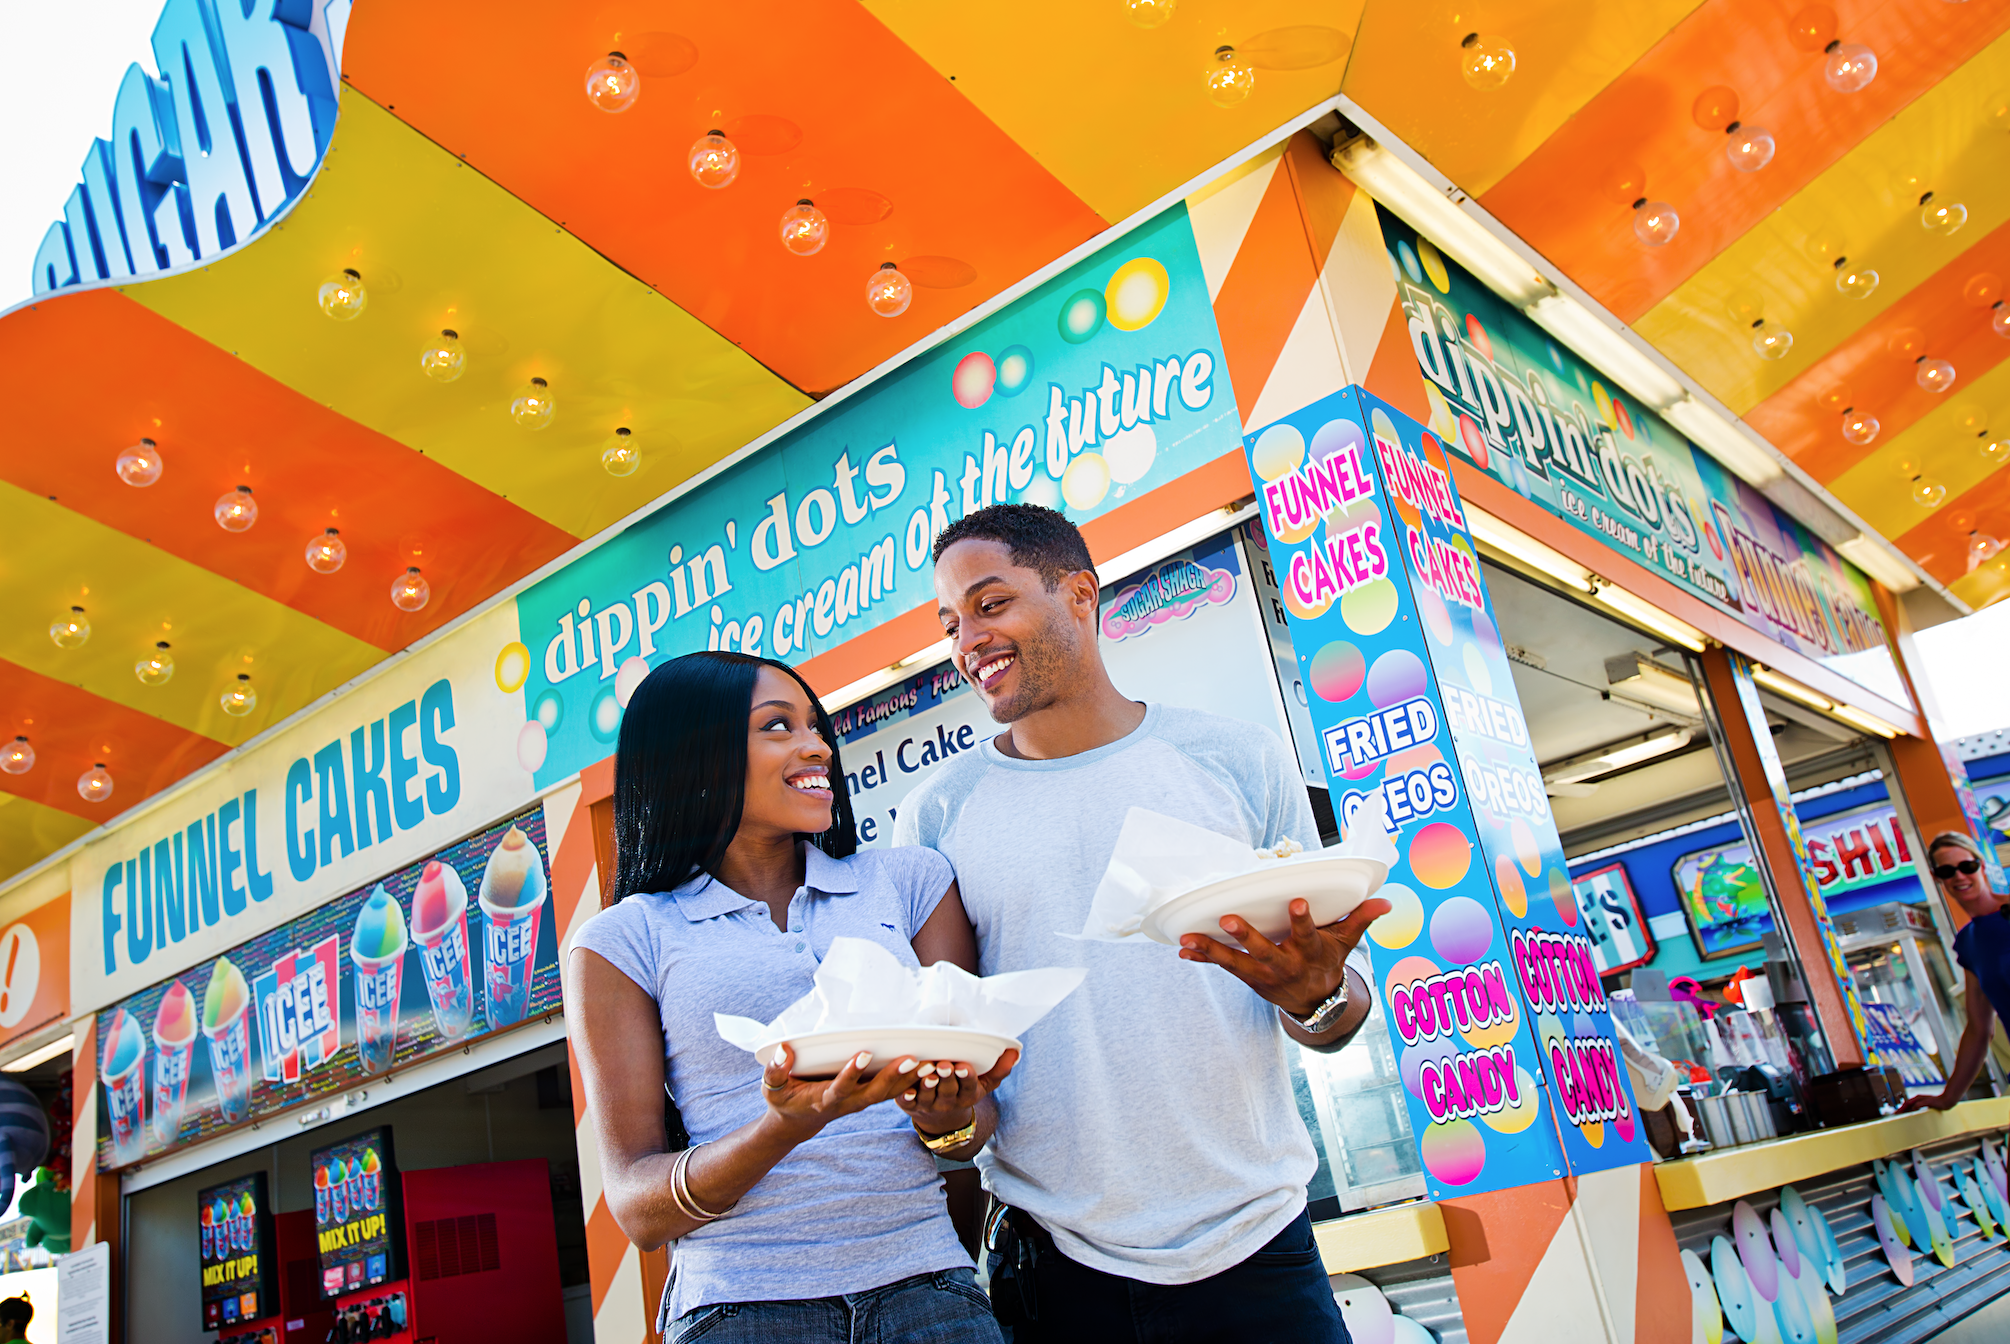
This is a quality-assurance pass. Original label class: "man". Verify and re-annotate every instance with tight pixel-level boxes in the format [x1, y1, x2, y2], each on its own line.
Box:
[894, 504, 1386, 1343]
[1901, 832, 2010, 1115]
[0, 1294, 29, 1342]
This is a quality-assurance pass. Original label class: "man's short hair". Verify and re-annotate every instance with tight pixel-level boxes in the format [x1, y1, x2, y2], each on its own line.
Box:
[932, 504, 1094, 590]
[0, 1296, 31, 1328]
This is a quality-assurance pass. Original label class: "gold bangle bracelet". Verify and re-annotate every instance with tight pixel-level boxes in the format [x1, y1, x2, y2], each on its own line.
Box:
[672, 1145, 734, 1222]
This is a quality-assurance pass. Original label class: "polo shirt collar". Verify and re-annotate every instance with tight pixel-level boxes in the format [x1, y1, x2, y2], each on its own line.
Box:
[668, 845, 856, 921]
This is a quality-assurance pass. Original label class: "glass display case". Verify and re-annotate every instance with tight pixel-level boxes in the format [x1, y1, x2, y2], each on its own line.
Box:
[1296, 966, 1425, 1212]
[1834, 902, 1963, 1090]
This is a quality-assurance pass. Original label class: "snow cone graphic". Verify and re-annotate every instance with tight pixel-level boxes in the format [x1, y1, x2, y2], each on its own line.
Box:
[351, 885, 409, 1075]
[329, 1154, 349, 1224]
[361, 1146, 382, 1209]
[411, 861, 474, 1040]
[237, 1189, 255, 1250]
[201, 1200, 214, 1260]
[314, 1163, 330, 1225]
[102, 1006, 148, 1159]
[151, 979, 198, 1145]
[202, 957, 254, 1123]
[478, 827, 548, 1027]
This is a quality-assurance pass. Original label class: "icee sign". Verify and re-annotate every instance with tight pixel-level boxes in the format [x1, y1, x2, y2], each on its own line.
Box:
[1244, 386, 1648, 1199]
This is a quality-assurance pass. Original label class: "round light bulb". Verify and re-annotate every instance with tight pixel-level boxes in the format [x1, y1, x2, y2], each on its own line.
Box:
[1982, 436, 2010, 465]
[511, 377, 555, 429]
[419, 329, 465, 382]
[583, 51, 639, 113]
[318, 268, 367, 320]
[135, 641, 174, 686]
[1204, 46, 1255, 106]
[1969, 532, 2004, 573]
[1995, 303, 2010, 338]
[116, 437, 163, 487]
[1460, 33, 1516, 91]
[1123, 0, 1176, 27]
[306, 527, 346, 573]
[1916, 356, 1958, 393]
[779, 200, 829, 256]
[1912, 476, 1947, 508]
[77, 763, 113, 804]
[1724, 123, 1776, 172]
[50, 606, 89, 649]
[215, 484, 259, 531]
[688, 130, 740, 189]
[1840, 410, 1880, 445]
[867, 262, 913, 318]
[220, 674, 257, 718]
[0, 737, 32, 776]
[601, 427, 640, 477]
[1824, 42, 1877, 93]
[1632, 199, 1680, 247]
[1751, 322, 1793, 360]
[1833, 259, 1879, 299]
[392, 567, 431, 612]
[1921, 195, 1968, 235]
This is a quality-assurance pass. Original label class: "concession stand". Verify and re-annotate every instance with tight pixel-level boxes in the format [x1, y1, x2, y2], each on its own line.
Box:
[8, 2, 2010, 1342]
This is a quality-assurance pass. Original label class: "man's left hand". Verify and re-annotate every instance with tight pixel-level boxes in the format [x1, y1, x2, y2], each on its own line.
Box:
[1178, 896, 1390, 1017]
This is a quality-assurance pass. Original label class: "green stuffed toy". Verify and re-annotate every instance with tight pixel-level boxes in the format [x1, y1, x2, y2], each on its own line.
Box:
[19, 1168, 68, 1255]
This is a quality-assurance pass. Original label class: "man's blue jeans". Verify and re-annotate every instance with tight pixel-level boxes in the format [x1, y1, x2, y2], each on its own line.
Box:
[1001, 1208, 1352, 1344]
[668, 1268, 1004, 1344]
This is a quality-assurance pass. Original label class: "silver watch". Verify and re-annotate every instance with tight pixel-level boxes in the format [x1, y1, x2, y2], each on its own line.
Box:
[1283, 972, 1352, 1034]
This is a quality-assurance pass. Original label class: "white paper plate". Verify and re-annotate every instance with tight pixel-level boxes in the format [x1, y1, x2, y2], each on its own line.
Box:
[1141, 853, 1388, 947]
[756, 1026, 1020, 1078]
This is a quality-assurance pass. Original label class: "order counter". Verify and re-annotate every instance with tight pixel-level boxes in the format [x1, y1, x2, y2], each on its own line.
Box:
[1314, 1201, 1449, 1274]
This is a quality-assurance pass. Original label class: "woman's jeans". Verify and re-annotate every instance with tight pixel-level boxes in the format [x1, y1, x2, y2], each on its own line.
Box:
[668, 1268, 1004, 1344]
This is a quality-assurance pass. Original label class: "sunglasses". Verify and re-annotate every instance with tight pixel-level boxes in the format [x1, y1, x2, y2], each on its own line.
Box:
[1934, 860, 1982, 881]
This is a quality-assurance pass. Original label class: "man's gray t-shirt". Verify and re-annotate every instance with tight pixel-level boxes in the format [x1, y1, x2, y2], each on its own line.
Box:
[893, 703, 1320, 1284]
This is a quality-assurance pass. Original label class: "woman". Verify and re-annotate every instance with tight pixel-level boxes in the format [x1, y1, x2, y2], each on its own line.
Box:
[1900, 832, 2008, 1114]
[569, 651, 1012, 1343]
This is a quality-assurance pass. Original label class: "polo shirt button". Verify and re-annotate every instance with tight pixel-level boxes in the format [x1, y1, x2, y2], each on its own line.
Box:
[795, 942, 806, 953]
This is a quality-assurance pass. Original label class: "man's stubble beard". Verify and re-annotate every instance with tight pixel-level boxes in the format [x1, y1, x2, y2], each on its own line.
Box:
[982, 601, 1081, 724]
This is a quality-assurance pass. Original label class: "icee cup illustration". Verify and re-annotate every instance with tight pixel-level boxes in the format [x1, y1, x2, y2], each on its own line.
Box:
[477, 826, 547, 1027]
[352, 884, 410, 1074]
[151, 979, 198, 1145]
[411, 860, 474, 1040]
[101, 1006, 148, 1160]
[201, 956, 254, 1124]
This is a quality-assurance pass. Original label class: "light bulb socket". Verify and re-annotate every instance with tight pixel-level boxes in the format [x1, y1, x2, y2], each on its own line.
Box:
[71, 606, 84, 615]
[406, 566, 421, 575]
[1632, 197, 1648, 210]
[529, 376, 548, 388]
[880, 262, 899, 271]
[236, 674, 250, 683]
[440, 328, 457, 339]
[615, 427, 631, 437]
[325, 526, 339, 536]
[1725, 121, 1741, 134]
[1833, 256, 1847, 269]
[1920, 191, 1935, 205]
[1461, 32, 1480, 47]
[140, 436, 156, 447]
[707, 127, 724, 136]
[1824, 39, 1840, 53]
[155, 641, 170, 651]
[1916, 355, 1927, 364]
[608, 49, 626, 59]
[1214, 44, 1236, 60]
[1751, 319, 1765, 329]
[236, 484, 253, 494]
[342, 268, 361, 281]
[797, 198, 813, 206]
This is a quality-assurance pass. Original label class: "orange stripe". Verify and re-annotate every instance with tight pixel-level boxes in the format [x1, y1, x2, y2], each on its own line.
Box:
[71, 1020, 96, 1245]
[548, 788, 599, 943]
[0, 657, 229, 820]
[1211, 157, 1324, 419]
[1361, 297, 1434, 427]
[342, 1, 1106, 397]
[585, 1197, 634, 1316]
[0, 289, 578, 650]
[1280, 132, 1356, 275]
[1443, 1179, 1575, 1344]
[1743, 217, 2010, 484]
[1896, 467, 2010, 581]
[1479, 0, 2010, 323]
[1636, 1164, 1693, 1344]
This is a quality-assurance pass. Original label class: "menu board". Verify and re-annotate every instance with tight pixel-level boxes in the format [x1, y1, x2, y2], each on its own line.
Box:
[1244, 385, 1651, 1195]
[199, 1172, 275, 1331]
[98, 807, 561, 1169]
[311, 1125, 404, 1299]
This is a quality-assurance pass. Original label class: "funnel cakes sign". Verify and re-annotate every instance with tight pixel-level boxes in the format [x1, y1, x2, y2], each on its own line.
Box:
[94, 807, 559, 1170]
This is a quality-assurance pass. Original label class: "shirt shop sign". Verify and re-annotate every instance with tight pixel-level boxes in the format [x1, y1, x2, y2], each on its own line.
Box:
[27, 0, 350, 296]
[72, 606, 534, 1013]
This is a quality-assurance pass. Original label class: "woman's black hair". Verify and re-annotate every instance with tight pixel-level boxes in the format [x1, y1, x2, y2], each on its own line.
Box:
[609, 651, 857, 903]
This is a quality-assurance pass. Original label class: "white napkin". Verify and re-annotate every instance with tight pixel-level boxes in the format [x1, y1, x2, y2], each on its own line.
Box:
[1074, 791, 1398, 943]
[713, 936, 1085, 1054]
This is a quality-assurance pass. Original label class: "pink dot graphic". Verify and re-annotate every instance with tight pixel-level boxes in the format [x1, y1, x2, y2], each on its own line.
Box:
[1410, 823, 1473, 890]
[1310, 641, 1367, 703]
[1422, 1118, 1487, 1187]
[951, 352, 996, 409]
[1367, 649, 1428, 707]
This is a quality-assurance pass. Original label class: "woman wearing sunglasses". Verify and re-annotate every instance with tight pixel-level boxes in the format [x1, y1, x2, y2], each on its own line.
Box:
[1900, 832, 2009, 1115]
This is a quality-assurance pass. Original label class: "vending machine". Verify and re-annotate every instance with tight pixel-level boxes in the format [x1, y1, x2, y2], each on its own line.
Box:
[310, 1125, 412, 1341]
[199, 1172, 277, 1338]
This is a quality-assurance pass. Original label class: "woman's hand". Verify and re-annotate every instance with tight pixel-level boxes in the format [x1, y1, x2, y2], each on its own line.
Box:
[897, 1050, 1019, 1136]
[760, 1045, 920, 1139]
[1899, 1092, 1958, 1114]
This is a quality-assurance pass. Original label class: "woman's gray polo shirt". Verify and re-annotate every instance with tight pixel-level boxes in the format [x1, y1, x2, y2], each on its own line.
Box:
[571, 844, 970, 1319]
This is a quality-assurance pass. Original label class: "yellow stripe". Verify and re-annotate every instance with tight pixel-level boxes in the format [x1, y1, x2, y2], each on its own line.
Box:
[1635, 33, 2010, 414]
[1828, 357, 2010, 542]
[0, 483, 383, 743]
[127, 91, 811, 542]
[0, 795, 92, 884]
